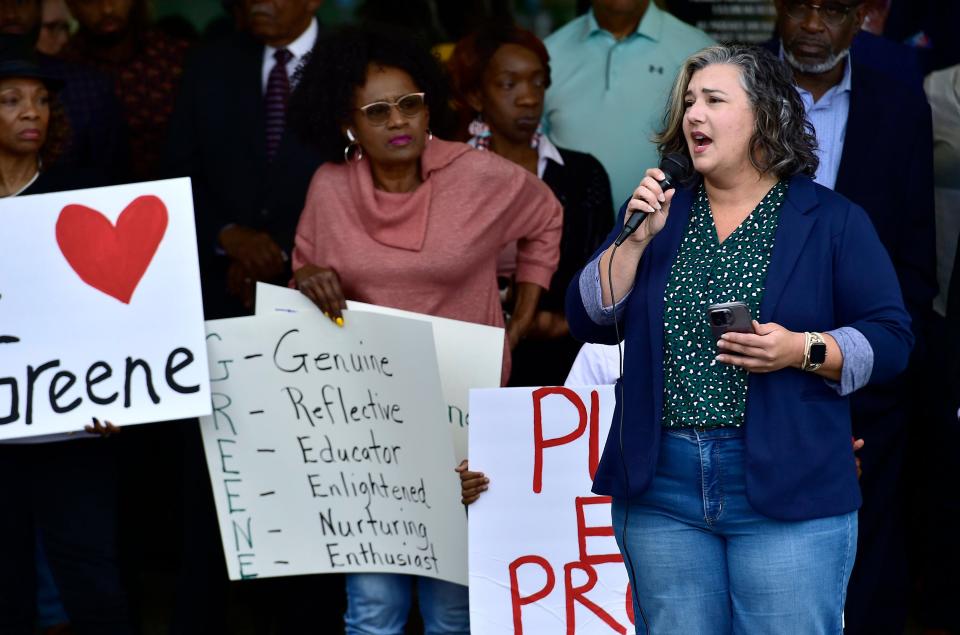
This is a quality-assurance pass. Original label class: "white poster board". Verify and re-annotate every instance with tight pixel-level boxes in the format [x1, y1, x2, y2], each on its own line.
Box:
[469, 386, 635, 634]
[200, 311, 467, 584]
[0, 178, 210, 440]
[255, 282, 503, 463]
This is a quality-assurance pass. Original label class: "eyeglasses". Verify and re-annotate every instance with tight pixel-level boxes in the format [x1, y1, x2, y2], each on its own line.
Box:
[783, 0, 862, 27]
[356, 92, 426, 125]
[41, 20, 71, 36]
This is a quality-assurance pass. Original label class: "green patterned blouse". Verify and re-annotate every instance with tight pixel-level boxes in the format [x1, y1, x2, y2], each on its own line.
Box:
[662, 180, 787, 428]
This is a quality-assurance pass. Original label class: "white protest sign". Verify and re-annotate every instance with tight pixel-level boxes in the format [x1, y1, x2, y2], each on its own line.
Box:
[200, 311, 468, 585]
[469, 386, 635, 634]
[254, 282, 503, 463]
[0, 178, 210, 440]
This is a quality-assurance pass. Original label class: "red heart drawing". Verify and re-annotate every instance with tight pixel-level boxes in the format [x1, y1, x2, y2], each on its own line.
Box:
[55, 195, 169, 304]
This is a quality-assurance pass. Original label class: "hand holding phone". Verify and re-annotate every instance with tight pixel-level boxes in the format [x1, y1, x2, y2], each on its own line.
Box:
[707, 301, 753, 342]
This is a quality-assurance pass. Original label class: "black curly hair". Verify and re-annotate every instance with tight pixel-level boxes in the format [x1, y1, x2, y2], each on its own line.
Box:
[289, 25, 452, 164]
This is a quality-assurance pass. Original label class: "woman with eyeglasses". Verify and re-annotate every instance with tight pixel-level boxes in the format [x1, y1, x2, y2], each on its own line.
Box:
[288, 26, 562, 634]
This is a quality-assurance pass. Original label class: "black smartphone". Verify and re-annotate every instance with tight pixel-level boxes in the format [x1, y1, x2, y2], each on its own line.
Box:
[707, 301, 753, 341]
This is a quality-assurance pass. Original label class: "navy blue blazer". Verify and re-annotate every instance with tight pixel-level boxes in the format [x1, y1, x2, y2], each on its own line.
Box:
[566, 175, 913, 521]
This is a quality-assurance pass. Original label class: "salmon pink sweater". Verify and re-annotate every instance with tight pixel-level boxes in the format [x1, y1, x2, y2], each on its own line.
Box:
[292, 139, 563, 382]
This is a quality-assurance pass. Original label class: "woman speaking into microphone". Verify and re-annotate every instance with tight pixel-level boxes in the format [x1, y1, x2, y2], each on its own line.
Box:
[566, 45, 912, 633]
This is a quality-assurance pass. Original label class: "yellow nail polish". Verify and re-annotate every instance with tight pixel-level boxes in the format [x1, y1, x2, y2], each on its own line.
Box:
[336, 317, 344, 327]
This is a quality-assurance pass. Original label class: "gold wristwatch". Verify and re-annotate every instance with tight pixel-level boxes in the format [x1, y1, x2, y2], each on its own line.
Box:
[801, 331, 827, 372]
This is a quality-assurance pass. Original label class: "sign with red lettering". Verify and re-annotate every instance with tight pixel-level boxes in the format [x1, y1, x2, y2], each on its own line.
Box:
[0, 178, 210, 440]
[469, 386, 635, 634]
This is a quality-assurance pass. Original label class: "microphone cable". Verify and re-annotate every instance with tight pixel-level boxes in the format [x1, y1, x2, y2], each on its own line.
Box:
[605, 155, 686, 633]
[607, 243, 650, 634]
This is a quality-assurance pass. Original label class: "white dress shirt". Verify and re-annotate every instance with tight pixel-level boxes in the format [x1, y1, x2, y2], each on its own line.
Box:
[260, 17, 319, 92]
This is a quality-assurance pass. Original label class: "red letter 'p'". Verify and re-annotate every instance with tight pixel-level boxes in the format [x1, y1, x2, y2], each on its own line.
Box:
[532, 387, 588, 493]
[509, 555, 555, 634]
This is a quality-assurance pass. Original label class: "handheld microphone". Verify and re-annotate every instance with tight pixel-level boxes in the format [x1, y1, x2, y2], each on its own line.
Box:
[614, 153, 691, 246]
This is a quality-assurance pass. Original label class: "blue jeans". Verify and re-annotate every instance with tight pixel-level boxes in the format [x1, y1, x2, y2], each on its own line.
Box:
[612, 427, 857, 634]
[344, 573, 469, 635]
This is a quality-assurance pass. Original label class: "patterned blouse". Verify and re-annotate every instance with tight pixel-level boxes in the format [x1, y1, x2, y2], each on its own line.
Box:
[662, 180, 787, 428]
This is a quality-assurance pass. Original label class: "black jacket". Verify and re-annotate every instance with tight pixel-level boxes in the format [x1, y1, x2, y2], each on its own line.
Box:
[509, 147, 614, 387]
[164, 32, 324, 319]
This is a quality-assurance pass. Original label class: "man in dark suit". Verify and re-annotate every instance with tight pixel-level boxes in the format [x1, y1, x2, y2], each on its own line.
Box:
[164, 2, 333, 633]
[767, 2, 936, 633]
[166, 0, 324, 320]
[850, 28, 923, 90]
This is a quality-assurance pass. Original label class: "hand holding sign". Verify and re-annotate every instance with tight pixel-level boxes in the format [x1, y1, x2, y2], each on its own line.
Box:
[469, 386, 631, 634]
[199, 311, 467, 583]
[293, 264, 347, 325]
[0, 178, 210, 440]
[455, 460, 488, 505]
[84, 417, 120, 437]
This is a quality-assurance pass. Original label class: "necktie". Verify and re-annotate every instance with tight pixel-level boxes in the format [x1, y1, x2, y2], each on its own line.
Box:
[264, 48, 293, 162]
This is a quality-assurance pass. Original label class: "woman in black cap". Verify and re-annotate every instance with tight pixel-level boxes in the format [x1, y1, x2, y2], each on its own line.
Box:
[0, 34, 133, 635]
[0, 33, 71, 198]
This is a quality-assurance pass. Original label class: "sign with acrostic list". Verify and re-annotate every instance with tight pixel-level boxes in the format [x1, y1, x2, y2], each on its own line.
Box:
[255, 282, 504, 463]
[199, 311, 467, 584]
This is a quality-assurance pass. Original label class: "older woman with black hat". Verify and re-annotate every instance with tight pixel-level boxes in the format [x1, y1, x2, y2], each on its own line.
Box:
[0, 34, 132, 635]
[0, 33, 73, 197]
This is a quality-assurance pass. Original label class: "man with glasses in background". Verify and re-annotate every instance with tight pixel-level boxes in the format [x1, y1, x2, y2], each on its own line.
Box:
[36, 0, 72, 55]
[767, 2, 936, 633]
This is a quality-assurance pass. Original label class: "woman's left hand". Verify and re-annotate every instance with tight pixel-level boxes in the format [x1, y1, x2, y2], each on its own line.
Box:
[84, 417, 120, 437]
[715, 320, 804, 373]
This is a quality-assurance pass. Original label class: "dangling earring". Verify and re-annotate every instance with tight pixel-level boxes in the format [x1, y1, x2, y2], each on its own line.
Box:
[469, 114, 491, 150]
[343, 129, 363, 162]
[427, 129, 434, 142]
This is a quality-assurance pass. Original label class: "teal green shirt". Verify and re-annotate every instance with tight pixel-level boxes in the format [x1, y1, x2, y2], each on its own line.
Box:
[662, 181, 787, 428]
[543, 5, 714, 212]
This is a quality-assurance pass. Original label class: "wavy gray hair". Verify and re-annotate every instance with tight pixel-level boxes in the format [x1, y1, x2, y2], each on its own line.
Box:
[654, 44, 819, 179]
